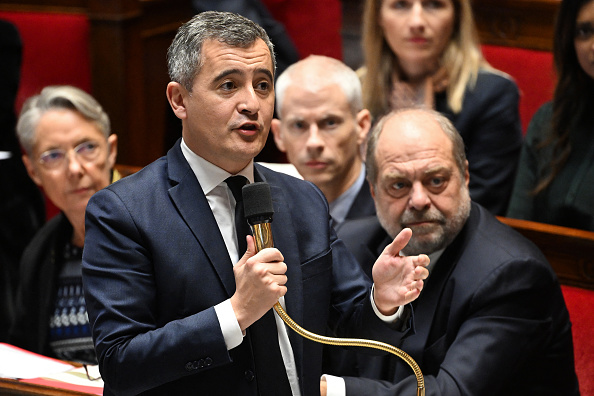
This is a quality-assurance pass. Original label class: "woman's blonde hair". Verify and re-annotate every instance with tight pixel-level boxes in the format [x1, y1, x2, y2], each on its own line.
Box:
[361, 0, 491, 118]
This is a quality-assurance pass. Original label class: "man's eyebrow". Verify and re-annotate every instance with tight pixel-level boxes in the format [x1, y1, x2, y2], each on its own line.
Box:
[423, 165, 449, 175]
[212, 68, 273, 83]
[256, 68, 274, 81]
[213, 68, 243, 83]
[384, 170, 406, 180]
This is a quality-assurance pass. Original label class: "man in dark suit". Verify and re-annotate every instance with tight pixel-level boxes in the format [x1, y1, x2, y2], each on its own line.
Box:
[82, 12, 430, 396]
[322, 108, 580, 395]
[271, 55, 374, 230]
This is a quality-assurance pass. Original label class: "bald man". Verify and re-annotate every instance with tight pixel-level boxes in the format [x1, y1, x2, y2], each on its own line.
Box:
[271, 55, 374, 229]
[324, 108, 579, 396]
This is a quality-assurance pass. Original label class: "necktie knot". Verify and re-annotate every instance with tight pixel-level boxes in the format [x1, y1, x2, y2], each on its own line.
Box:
[226, 175, 248, 203]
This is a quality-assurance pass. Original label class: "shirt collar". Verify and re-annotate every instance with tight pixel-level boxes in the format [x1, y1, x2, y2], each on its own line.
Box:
[426, 248, 445, 274]
[180, 138, 254, 194]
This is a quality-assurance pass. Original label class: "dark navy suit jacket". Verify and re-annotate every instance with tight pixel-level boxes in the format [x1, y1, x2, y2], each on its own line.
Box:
[345, 179, 376, 221]
[82, 140, 406, 395]
[327, 203, 579, 396]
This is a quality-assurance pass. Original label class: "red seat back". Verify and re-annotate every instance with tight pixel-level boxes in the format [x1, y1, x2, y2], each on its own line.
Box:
[0, 11, 91, 220]
[481, 44, 555, 134]
[562, 285, 594, 396]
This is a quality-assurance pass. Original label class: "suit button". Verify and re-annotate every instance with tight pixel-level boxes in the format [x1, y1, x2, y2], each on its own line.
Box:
[197, 359, 205, 368]
[205, 357, 213, 366]
[245, 370, 255, 382]
[185, 362, 194, 372]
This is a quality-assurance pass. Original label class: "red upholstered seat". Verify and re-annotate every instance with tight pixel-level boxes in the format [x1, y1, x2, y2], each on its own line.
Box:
[0, 11, 91, 113]
[262, 0, 342, 59]
[481, 44, 555, 134]
[562, 285, 594, 396]
[0, 11, 91, 219]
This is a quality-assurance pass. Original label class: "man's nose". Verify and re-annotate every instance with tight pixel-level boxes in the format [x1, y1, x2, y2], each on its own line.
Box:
[238, 87, 260, 115]
[305, 125, 324, 150]
[408, 182, 431, 210]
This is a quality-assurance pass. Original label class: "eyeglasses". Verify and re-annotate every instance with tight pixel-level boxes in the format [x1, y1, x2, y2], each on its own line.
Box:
[38, 141, 101, 169]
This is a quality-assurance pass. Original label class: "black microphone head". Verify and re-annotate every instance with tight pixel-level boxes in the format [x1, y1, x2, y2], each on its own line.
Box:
[242, 182, 274, 224]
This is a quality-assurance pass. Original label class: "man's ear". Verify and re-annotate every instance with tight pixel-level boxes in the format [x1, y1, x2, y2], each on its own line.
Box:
[22, 154, 42, 187]
[166, 82, 188, 120]
[356, 109, 372, 146]
[270, 118, 287, 153]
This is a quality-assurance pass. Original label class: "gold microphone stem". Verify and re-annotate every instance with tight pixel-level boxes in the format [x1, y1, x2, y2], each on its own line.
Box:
[250, 222, 425, 396]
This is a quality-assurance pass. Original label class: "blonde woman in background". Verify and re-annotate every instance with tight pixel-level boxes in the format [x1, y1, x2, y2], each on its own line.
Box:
[361, 0, 522, 215]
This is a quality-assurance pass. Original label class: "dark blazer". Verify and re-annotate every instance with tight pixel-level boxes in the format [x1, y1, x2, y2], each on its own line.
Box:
[436, 70, 522, 216]
[328, 203, 579, 396]
[10, 214, 72, 355]
[345, 179, 376, 221]
[82, 140, 407, 396]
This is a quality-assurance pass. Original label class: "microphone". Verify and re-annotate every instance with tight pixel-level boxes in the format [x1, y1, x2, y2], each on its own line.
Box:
[242, 182, 275, 252]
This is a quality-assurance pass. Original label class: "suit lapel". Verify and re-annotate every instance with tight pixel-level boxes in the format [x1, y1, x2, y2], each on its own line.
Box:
[392, 224, 467, 381]
[167, 143, 236, 296]
[346, 177, 375, 219]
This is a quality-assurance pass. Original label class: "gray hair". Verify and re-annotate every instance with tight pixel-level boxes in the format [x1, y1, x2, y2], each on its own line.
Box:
[167, 11, 276, 91]
[275, 55, 363, 116]
[366, 108, 467, 187]
[16, 85, 111, 155]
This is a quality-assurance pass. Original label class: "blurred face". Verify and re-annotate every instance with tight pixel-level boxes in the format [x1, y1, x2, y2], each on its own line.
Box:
[167, 39, 274, 174]
[23, 109, 117, 220]
[370, 111, 470, 255]
[575, 0, 594, 80]
[271, 83, 370, 200]
[379, 0, 455, 79]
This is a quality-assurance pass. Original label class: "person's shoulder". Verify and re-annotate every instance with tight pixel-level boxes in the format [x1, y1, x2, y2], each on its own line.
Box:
[256, 163, 329, 211]
[256, 163, 319, 193]
[474, 68, 519, 94]
[21, 213, 70, 263]
[451, 204, 560, 298]
[104, 157, 168, 195]
[457, 69, 519, 114]
[524, 101, 553, 142]
[338, 216, 382, 237]
[337, 215, 387, 247]
[529, 101, 553, 124]
[470, 203, 549, 264]
[30, 213, 69, 242]
[256, 162, 303, 180]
